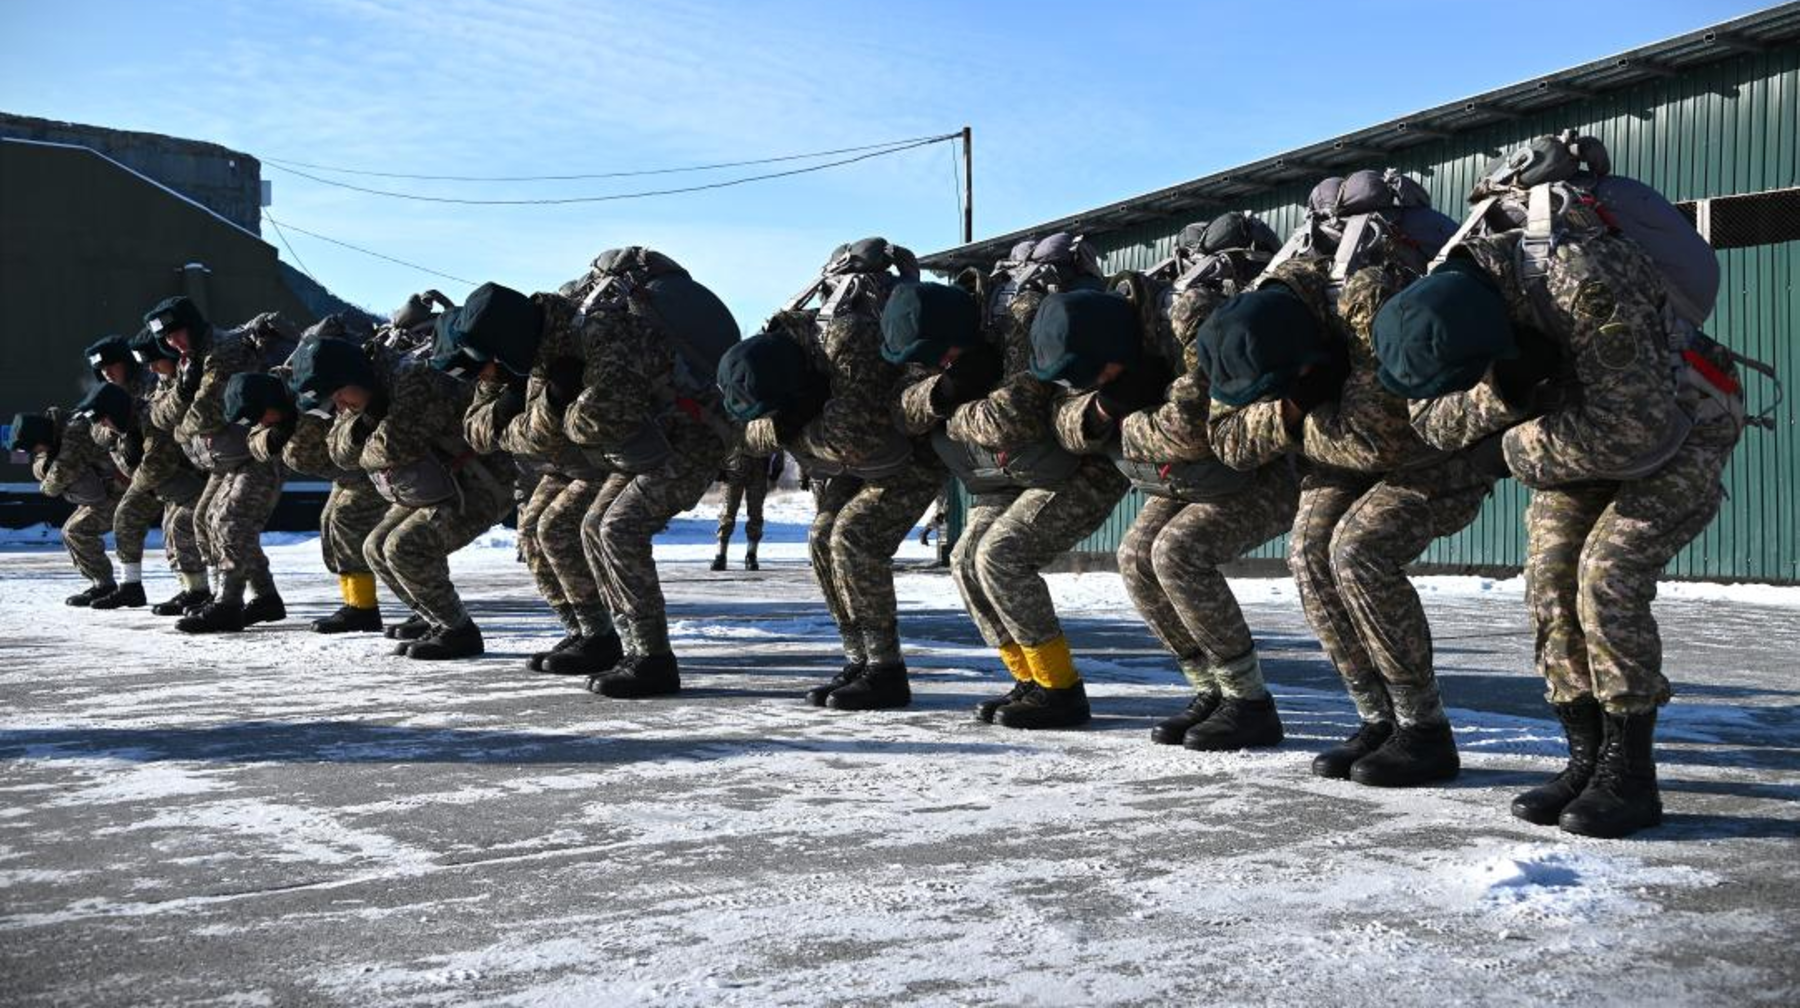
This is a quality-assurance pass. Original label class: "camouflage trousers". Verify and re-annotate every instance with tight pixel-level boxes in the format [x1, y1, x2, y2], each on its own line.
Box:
[952, 456, 1129, 648]
[62, 488, 124, 586]
[581, 455, 719, 657]
[717, 468, 769, 549]
[194, 459, 284, 582]
[320, 478, 389, 576]
[1118, 462, 1298, 688]
[109, 479, 167, 566]
[808, 464, 942, 666]
[1524, 435, 1735, 715]
[1288, 458, 1493, 726]
[160, 498, 203, 574]
[364, 459, 512, 628]
[519, 472, 611, 635]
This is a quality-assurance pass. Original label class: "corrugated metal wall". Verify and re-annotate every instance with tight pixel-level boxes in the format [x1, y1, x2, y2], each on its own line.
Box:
[1033, 44, 1798, 583]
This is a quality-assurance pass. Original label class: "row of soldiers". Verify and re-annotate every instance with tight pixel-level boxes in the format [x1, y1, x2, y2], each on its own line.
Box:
[15, 130, 1751, 840]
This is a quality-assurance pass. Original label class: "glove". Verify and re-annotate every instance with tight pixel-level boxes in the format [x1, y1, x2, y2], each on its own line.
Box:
[544, 356, 584, 411]
[1467, 432, 1511, 479]
[930, 343, 1004, 414]
[772, 383, 829, 443]
[1096, 359, 1173, 419]
[1288, 343, 1349, 414]
[1491, 326, 1562, 409]
[122, 439, 145, 471]
[177, 358, 203, 399]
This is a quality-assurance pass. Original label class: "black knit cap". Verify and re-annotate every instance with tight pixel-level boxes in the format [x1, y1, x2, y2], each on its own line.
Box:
[128, 327, 178, 364]
[8, 413, 54, 454]
[74, 381, 135, 430]
[1029, 290, 1142, 389]
[83, 335, 135, 380]
[717, 332, 818, 421]
[1196, 285, 1330, 406]
[225, 372, 293, 427]
[143, 296, 209, 352]
[291, 337, 378, 400]
[1373, 258, 1516, 398]
[880, 282, 981, 365]
[430, 282, 543, 377]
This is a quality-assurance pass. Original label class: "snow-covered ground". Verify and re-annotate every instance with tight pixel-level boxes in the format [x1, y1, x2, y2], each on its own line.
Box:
[2, 490, 1796, 1006]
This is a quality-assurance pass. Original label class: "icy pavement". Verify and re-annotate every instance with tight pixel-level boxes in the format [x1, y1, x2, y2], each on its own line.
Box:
[2, 492, 1797, 1006]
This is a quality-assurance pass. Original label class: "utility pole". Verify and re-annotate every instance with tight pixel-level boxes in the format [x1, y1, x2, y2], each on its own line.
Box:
[961, 125, 973, 244]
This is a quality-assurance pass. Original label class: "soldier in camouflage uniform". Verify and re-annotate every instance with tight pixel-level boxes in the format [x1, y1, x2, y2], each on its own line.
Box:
[77, 335, 172, 609]
[16, 407, 127, 604]
[1387, 134, 1744, 837]
[143, 297, 288, 634]
[297, 336, 510, 660]
[127, 329, 213, 615]
[1048, 213, 1300, 750]
[737, 238, 943, 710]
[455, 309, 622, 677]
[558, 250, 739, 699]
[894, 234, 1129, 729]
[711, 449, 782, 572]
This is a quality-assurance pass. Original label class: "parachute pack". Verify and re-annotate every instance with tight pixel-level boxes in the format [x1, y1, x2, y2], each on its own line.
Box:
[579, 246, 740, 408]
[1267, 169, 1459, 291]
[1434, 129, 1778, 440]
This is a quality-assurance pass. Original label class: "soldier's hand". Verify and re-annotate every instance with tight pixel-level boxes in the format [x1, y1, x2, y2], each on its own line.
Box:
[1288, 352, 1348, 414]
[931, 342, 1004, 414]
[1491, 326, 1563, 409]
[1096, 359, 1172, 420]
[1467, 432, 1511, 479]
[544, 356, 584, 411]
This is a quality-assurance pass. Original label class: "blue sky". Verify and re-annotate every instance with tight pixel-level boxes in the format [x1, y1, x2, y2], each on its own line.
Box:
[0, 0, 1765, 327]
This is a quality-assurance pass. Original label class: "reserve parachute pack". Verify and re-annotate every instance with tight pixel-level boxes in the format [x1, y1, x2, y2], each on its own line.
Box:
[577, 247, 740, 471]
[1433, 130, 1776, 476]
[770, 239, 921, 482]
[1268, 170, 1458, 292]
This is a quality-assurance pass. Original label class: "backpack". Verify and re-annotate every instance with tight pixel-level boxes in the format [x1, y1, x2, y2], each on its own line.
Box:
[1112, 211, 1282, 364]
[580, 246, 740, 404]
[1268, 170, 1458, 290]
[236, 312, 304, 371]
[781, 237, 921, 322]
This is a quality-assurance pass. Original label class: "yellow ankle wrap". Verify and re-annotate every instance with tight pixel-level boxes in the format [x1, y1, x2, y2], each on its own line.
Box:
[1023, 635, 1080, 689]
[342, 573, 378, 610]
[999, 642, 1032, 682]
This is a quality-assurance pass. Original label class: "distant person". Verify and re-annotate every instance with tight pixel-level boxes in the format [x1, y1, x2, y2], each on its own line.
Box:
[712, 449, 784, 571]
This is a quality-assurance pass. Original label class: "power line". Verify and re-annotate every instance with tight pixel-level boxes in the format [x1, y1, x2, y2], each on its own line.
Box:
[263, 215, 316, 283]
[263, 134, 959, 206]
[261, 213, 475, 285]
[262, 133, 957, 182]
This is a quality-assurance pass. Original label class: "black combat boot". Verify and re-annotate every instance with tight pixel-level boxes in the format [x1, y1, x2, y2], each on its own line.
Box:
[408, 620, 485, 661]
[1183, 695, 1284, 751]
[589, 653, 682, 699]
[528, 631, 584, 671]
[710, 553, 728, 572]
[153, 589, 210, 616]
[89, 583, 147, 609]
[1558, 709, 1662, 839]
[976, 681, 1037, 724]
[393, 626, 435, 657]
[996, 682, 1091, 730]
[806, 662, 866, 707]
[1311, 720, 1396, 779]
[541, 633, 625, 676]
[1512, 697, 1604, 826]
[313, 605, 383, 634]
[744, 552, 759, 571]
[241, 594, 287, 627]
[385, 614, 431, 641]
[176, 599, 248, 634]
[825, 662, 911, 711]
[1151, 691, 1221, 745]
[65, 583, 115, 607]
[1349, 721, 1460, 787]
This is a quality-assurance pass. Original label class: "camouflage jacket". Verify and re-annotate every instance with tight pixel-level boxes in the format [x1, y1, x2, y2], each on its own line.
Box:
[1410, 230, 1738, 488]
[130, 375, 198, 490]
[280, 410, 359, 482]
[1207, 257, 1434, 474]
[943, 289, 1059, 451]
[173, 325, 265, 443]
[564, 296, 731, 463]
[327, 348, 476, 474]
[743, 309, 916, 462]
[33, 408, 120, 500]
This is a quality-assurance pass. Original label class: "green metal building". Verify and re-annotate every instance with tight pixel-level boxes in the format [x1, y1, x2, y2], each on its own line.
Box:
[921, 5, 1800, 584]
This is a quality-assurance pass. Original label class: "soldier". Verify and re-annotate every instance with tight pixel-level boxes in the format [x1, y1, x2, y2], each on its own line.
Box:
[128, 329, 213, 615]
[264, 315, 393, 633]
[1199, 170, 1485, 787]
[1380, 132, 1745, 838]
[144, 297, 289, 633]
[1044, 212, 1301, 750]
[724, 238, 943, 710]
[711, 449, 783, 572]
[886, 234, 1128, 729]
[562, 248, 739, 698]
[436, 283, 624, 676]
[13, 407, 127, 603]
[294, 336, 512, 660]
[76, 335, 167, 609]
